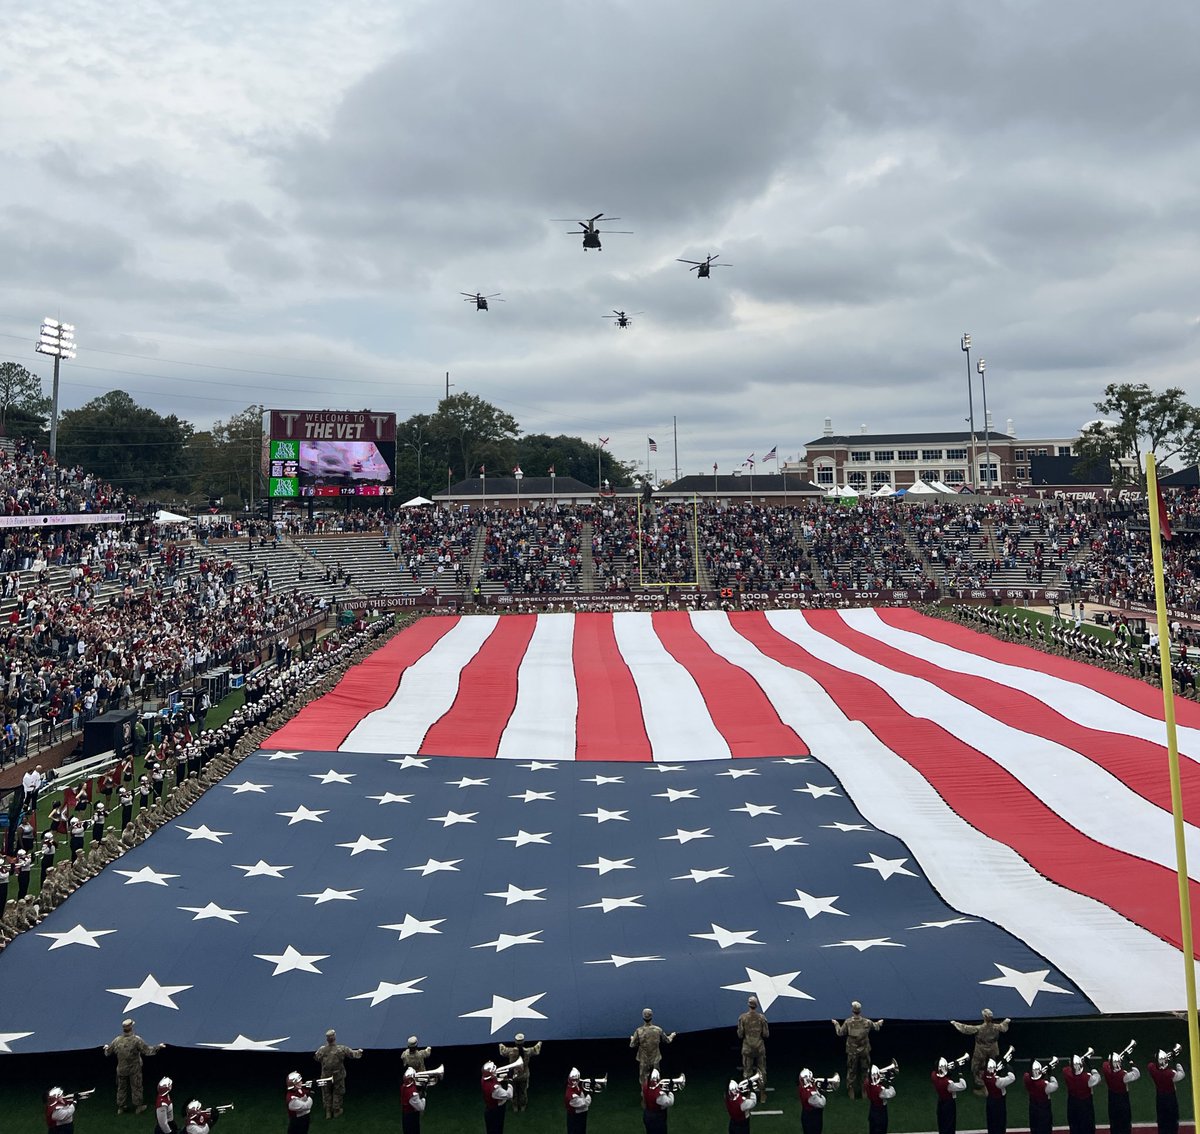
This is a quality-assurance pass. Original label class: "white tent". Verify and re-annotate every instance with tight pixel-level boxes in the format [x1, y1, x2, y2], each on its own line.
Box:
[931, 480, 957, 494]
[905, 480, 939, 495]
[400, 496, 435, 508]
[154, 509, 188, 524]
[872, 483, 896, 497]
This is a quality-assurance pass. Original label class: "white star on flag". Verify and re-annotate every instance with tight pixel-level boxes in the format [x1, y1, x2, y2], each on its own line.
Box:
[778, 889, 848, 919]
[178, 824, 232, 843]
[460, 992, 549, 1034]
[511, 790, 556, 803]
[224, 781, 271, 794]
[367, 792, 413, 805]
[823, 822, 871, 833]
[254, 945, 330, 976]
[311, 769, 355, 784]
[979, 963, 1073, 1006]
[234, 860, 292, 878]
[753, 836, 808, 851]
[347, 978, 426, 1006]
[660, 828, 713, 844]
[580, 808, 629, 823]
[794, 783, 840, 799]
[579, 856, 635, 875]
[179, 903, 248, 923]
[378, 915, 445, 940]
[910, 917, 978, 930]
[107, 973, 193, 1011]
[337, 835, 392, 855]
[199, 1034, 290, 1050]
[672, 867, 733, 883]
[405, 858, 462, 876]
[486, 884, 547, 905]
[388, 755, 430, 769]
[824, 938, 905, 952]
[580, 895, 645, 913]
[691, 924, 764, 949]
[447, 776, 490, 788]
[37, 924, 117, 950]
[775, 757, 811, 764]
[643, 764, 686, 773]
[114, 866, 179, 886]
[517, 761, 558, 771]
[277, 806, 327, 825]
[581, 775, 624, 786]
[300, 888, 362, 905]
[653, 788, 699, 802]
[428, 810, 478, 827]
[265, 751, 301, 761]
[0, 1032, 33, 1052]
[717, 768, 760, 779]
[585, 954, 665, 967]
[473, 931, 544, 952]
[499, 831, 551, 847]
[731, 803, 779, 817]
[721, 967, 814, 1010]
[855, 853, 918, 880]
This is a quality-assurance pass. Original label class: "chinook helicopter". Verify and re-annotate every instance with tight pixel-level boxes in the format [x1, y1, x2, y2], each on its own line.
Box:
[461, 292, 504, 311]
[603, 309, 643, 328]
[677, 254, 729, 278]
[552, 213, 633, 251]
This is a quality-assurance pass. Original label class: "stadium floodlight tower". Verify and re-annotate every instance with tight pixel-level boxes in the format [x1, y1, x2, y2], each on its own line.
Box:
[36, 317, 76, 459]
[960, 333, 978, 490]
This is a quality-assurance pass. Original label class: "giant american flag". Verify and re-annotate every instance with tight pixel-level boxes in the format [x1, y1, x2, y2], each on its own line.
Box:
[1, 608, 1194, 1054]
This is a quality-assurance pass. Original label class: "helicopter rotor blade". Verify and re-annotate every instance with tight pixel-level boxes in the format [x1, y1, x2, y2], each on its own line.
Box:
[590, 213, 605, 222]
[596, 230, 633, 234]
[676, 258, 702, 266]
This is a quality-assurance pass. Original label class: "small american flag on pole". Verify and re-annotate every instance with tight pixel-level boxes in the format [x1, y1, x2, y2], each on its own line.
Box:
[648, 438, 658, 452]
[763, 447, 777, 463]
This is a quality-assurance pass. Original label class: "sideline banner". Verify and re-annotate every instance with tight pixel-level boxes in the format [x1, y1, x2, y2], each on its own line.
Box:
[0, 512, 126, 529]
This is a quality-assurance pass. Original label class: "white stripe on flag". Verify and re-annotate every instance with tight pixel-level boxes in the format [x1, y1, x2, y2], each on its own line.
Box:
[690, 611, 1184, 1013]
[769, 611, 1200, 883]
[343, 615, 499, 753]
[498, 613, 579, 760]
[613, 612, 731, 761]
[840, 607, 1200, 761]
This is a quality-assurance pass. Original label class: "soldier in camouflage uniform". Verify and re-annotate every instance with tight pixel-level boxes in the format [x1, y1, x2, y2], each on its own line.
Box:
[951, 1009, 1011, 1095]
[314, 1028, 363, 1118]
[498, 1033, 542, 1112]
[737, 996, 769, 1084]
[832, 1001, 883, 1099]
[630, 1008, 677, 1085]
[104, 1018, 166, 1114]
[402, 1036, 432, 1074]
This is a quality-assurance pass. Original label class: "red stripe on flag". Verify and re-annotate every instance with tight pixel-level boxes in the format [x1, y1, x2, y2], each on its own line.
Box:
[651, 611, 809, 758]
[265, 616, 460, 750]
[812, 610, 1200, 818]
[733, 610, 1197, 951]
[419, 617, 536, 758]
[573, 612, 652, 761]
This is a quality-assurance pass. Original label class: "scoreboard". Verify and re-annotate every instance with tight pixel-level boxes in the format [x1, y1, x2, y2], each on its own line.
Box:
[268, 410, 397, 499]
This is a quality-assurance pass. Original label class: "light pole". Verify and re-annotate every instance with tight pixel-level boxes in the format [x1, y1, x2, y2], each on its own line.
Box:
[977, 358, 995, 490]
[960, 333, 977, 490]
[36, 317, 76, 459]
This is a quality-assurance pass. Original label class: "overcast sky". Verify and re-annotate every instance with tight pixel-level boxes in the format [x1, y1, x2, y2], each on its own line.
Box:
[2, 0, 1197, 478]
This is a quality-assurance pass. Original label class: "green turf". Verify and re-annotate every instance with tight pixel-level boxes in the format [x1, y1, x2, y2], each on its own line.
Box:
[2, 1018, 1191, 1134]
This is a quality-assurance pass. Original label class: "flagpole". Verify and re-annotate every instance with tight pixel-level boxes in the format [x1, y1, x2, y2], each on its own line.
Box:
[1147, 451, 1200, 1123]
[673, 416, 679, 483]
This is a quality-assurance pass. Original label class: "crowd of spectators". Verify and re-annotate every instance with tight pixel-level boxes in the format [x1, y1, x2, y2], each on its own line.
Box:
[477, 505, 582, 594]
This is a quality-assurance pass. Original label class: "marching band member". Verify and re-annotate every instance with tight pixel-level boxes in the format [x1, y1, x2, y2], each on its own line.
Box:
[931, 1058, 967, 1134]
[153, 1078, 175, 1134]
[1148, 1049, 1186, 1134]
[44, 1087, 76, 1133]
[286, 1071, 313, 1134]
[1022, 1060, 1058, 1134]
[864, 1065, 895, 1134]
[564, 1068, 591, 1134]
[481, 1060, 513, 1134]
[797, 1069, 827, 1134]
[1101, 1049, 1140, 1134]
[726, 1078, 757, 1134]
[1063, 1053, 1100, 1134]
[185, 1099, 219, 1134]
[642, 1069, 675, 1134]
[982, 1056, 1016, 1134]
[402, 1067, 427, 1134]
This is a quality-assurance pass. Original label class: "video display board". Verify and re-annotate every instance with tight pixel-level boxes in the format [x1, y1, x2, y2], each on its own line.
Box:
[268, 410, 396, 499]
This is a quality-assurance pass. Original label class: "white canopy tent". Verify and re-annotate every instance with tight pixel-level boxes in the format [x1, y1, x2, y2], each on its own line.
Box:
[400, 496, 436, 508]
[872, 483, 896, 497]
[905, 480, 939, 495]
[154, 509, 188, 524]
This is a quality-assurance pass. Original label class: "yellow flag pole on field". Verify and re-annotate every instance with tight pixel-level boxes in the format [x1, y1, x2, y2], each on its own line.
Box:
[1146, 452, 1200, 1121]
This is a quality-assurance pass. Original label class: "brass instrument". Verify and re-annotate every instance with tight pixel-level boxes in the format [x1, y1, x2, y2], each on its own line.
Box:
[1036, 1056, 1060, 1074]
[414, 1065, 445, 1089]
[813, 1073, 841, 1093]
[1074, 1047, 1095, 1065]
[214, 1104, 235, 1114]
[878, 1059, 900, 1085]
[941, 1054, 970, 1071]
[1157, 1044, 1183, 1065]
[580, 1075, 607, 1094]
[1112, 1040, 1137, 1064]
[494, 1058, 524, 1082]
[304, 1078, 334, 1088]
[63, 1089, 96, 1103]
[660, 1073, 686, 1092]
[993, 1047, 1016, 1074]
[737, 1074, 763, 1094]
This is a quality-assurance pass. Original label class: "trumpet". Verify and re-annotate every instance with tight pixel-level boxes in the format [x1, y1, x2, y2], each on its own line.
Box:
[1036, 1056, 1061, 1074]
[580, 1075, 607, 1093]
[1074, 1047, 1095, 1065]
[737, 1074, 763, 1094]
[1156, 1044, 1183, 1065]
[993, 1047, 1016, 1074]
[940, 1054, 970, 1071]
[63, 1089, 96, 1103]
[494, 1058, 524, 1082]
[877, 1059, 900, 1085]
[214, 1104, 235, 1114]
[1112, 1040, 1137, 1064]
[813, 1074, 840, 1093]
[304, 1078, 334, 1089]
[414, 1065, 445, 1088]
[661, 1073, 686, 1093]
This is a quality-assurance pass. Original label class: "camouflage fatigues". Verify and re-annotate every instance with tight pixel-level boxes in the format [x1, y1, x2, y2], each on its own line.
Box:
[738, 1008, 769, 1083]
[106, 1031, 158, 1111]
[401, 1045, 432, 1073]
[631, 1024, 673, 1084]
[498, 1041, 542, 1112]
[314, 1041, 362, 1116]
[952, 1016, 1010, 1087]
[834, 1012, 881, 1093]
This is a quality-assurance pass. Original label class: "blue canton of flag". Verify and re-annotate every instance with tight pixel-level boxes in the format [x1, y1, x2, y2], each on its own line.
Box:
[0, 753, 1091, 1053]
